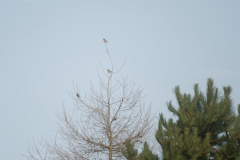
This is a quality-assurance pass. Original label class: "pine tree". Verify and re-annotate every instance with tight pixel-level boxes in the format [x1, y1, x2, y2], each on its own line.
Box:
[122, 139, 158, 160]
[156, 78, 240, 159]
[122, 139, 138, 160]
[122, 140, 158, 160]
[138, 142, 159, 160]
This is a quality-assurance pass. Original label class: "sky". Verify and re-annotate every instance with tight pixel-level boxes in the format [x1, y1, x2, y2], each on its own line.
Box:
[0, 1, 240, 159]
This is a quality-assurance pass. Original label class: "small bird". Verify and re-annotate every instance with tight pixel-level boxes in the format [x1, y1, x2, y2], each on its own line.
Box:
[107, 69, 111, 73]
[76, 93, 80, 98]
[103, 38, 108, 43]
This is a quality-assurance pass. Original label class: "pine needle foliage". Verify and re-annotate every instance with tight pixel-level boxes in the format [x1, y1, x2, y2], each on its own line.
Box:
[156, 78, 240, 160]
[122, 140, 158, 160]
[138, 142, 159, 160]
[122, 139, 138, 160]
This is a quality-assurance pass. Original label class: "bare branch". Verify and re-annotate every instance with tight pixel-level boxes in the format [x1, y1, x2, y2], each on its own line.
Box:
[24, 40, 154, 160]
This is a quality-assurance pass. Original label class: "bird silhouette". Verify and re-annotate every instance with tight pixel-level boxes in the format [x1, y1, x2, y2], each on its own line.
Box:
[103, 38, 108, 43]
[76, 93, 80, 98]
[107, 69, 112, 73]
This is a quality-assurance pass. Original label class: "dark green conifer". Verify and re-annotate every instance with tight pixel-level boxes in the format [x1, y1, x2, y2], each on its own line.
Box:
[138, 142, 158, 160]
[122, 140, 158, 160]
[156, 78, 240, 159]
[122, 139, 138, 160]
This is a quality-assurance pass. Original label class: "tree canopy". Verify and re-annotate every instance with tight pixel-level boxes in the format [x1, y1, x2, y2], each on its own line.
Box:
[24, 40, 154, 160]
[156, 78, 240, 159]
[123, 78, 240, 160]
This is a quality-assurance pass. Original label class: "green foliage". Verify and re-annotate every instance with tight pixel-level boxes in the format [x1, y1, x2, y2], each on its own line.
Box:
[156, 78, 240, 159]
[138, 142, 158, 160]
[122, 140, 158, 160]
[122, 139, 138, 160]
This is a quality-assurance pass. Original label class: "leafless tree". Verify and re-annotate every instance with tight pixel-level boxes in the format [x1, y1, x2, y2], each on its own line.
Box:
[24, 137, 48, 160]
[23, 40, 154, 160]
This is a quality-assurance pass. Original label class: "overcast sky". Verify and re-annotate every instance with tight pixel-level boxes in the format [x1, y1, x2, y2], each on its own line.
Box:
[0, 1, 240, 159]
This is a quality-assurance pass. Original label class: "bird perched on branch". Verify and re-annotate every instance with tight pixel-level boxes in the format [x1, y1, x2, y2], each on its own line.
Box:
[107, 69, 112, 73]
[103, 38, 108, 43]
[76, 93, 80, 98]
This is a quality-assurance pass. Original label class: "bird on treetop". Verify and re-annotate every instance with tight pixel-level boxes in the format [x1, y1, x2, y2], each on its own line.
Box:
[76, 93, 80, 98]
[107, 69, 112, 73]
[103, 38, 108, 43]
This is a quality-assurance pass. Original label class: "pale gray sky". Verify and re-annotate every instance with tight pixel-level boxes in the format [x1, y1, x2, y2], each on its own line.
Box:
[0, 1, 240, 159]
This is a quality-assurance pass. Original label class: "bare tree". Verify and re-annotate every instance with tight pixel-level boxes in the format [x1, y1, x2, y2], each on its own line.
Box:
[23, 40, 154, 160]
[24, 137, 48, 160]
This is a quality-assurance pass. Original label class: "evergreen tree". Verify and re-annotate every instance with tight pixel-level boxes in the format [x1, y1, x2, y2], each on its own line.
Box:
[138, 142, 159, 160]
[156, 78, 240, 159]
[122, 139, 138, 160]
[122, 140, 158, 160]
